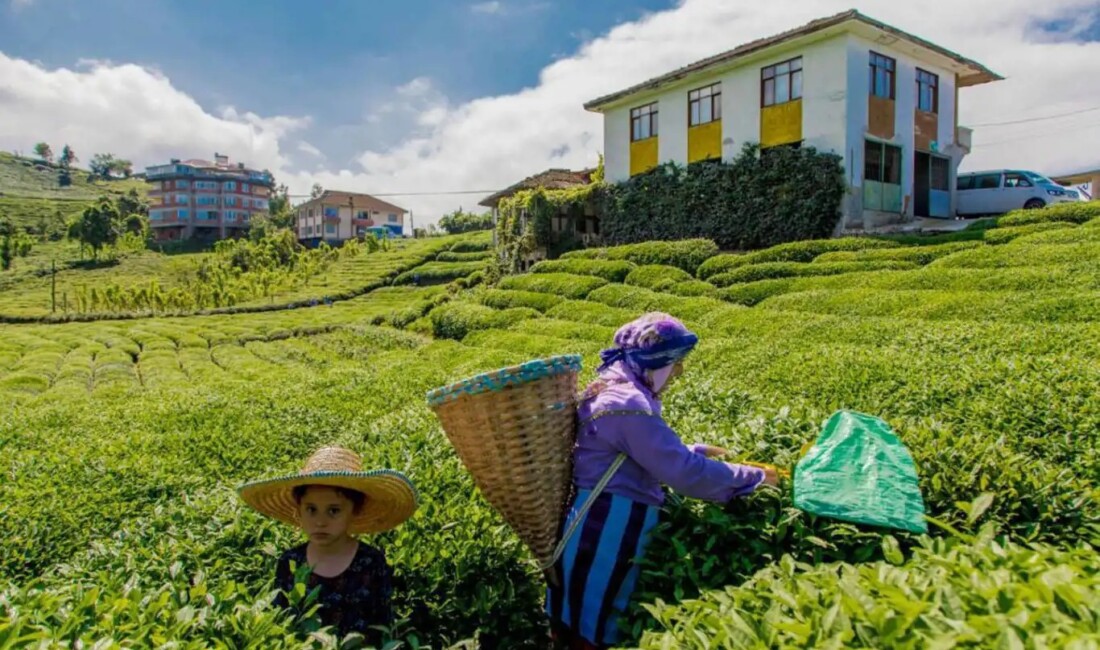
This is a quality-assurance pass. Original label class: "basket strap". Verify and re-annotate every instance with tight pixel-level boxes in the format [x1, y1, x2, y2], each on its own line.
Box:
[542, 452, 627, 571]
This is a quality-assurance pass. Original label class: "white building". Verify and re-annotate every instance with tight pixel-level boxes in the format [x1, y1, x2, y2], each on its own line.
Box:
[584, 10, 1002, 229]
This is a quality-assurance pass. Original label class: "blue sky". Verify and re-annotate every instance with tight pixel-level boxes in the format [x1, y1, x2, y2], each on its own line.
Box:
[1, 0, 675, 170]
[2, 0, 1098, 221]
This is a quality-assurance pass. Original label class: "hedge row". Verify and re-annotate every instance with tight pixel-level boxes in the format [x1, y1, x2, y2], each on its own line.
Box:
[475, 289, 564, 313]
[982, 222, 1078, 245]
[718, 278, 796, 306]
[428, 302, 541, 340]
[436, 250, 492, 262]
[529, 258, 637, 282]
[393, 260, 487, 285]
[585, 284, 738, 322]
[997, 201, 1100, 227]
[814, 241, 984, 265]
[544, 299, 637, 328]
[931, 242, 1100, 269]
[562, 239, 719, 274]
[497, 272, 609, 299]
[696, 238, 898, 279]
[448, 237, 494, 253]
[708, 261, 919, 287]
[601, 144, 847, 249]
[624, 264, 694, 291]
[666, 280, 719, 297]
[506, 317, 615, 344]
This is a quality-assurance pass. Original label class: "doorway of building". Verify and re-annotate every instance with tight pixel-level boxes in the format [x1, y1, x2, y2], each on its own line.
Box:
[914, 152, 951, 218]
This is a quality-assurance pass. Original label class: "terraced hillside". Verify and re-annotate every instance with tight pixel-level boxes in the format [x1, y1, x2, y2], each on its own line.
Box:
[0, 203, 1097, 648]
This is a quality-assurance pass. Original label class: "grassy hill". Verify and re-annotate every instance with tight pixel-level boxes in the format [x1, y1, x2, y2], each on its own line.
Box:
[0, 205, 1096, 647]
[0, 152, 149, 236]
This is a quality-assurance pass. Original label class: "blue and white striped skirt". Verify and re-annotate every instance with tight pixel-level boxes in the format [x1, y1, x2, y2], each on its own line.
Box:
[545, 488, 661, 646]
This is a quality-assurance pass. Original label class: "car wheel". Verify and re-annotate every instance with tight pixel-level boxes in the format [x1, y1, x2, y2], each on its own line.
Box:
[1024, 198, 1046, 210]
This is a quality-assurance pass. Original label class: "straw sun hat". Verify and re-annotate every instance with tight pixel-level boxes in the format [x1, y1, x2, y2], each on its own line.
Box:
[237, 447, 418, 535]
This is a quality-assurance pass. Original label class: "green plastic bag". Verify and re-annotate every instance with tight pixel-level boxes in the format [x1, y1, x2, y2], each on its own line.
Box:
[793, 410, 928, 534]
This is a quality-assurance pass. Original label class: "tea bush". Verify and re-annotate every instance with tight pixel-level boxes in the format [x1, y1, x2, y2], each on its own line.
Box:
[625, 264, 694, 291]
[708, 261, 919, 287]
[718, 278, 796, 305]
[666, 280, 719, 297]
[813, 240, 983, 265]
[997, 201, 1100, 227]
[981, 221, 1078, 245]
[562, 239, 719, 274]
[696, 253, 751, 280]
[428, 302, 541, 340]
[392, 260, 487, 285]
[529, 258, 637, 282]
[476, 288, 564, 313]
[639, 528, 1100, 649]
[436, 250, 492, 262]
[497, 272, 609, 299]
[743, 237, 900, 264]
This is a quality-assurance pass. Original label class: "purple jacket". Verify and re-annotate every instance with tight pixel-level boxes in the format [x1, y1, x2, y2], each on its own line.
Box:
[573, 363, 766, 506]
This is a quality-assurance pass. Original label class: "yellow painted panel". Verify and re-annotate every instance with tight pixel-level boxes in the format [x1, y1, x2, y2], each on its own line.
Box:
[760, 100, 803, 148]
[688, 121, 722, 163]
[630, 137, 658, 177]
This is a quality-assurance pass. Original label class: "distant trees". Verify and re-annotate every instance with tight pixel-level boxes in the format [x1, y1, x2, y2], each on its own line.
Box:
[311, 183, 324, 199]
[69, 197, 122, 260]
[33, 142, 54, 164]
[439, 208, 493, 234]
[0, 219, 34, 271]
[89, 153, 134, 179]
[59, 145, 77, 169]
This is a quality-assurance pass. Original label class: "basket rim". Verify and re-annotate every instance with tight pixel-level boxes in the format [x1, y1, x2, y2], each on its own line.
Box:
[426, 354, 582, 406]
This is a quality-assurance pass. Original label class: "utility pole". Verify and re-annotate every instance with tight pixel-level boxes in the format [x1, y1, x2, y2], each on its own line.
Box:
[410, 211, 415, 238]
[50, 259, 56, 313]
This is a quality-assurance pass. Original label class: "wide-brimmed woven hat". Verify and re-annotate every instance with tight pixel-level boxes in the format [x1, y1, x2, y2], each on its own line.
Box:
[237, 447, 418, 535]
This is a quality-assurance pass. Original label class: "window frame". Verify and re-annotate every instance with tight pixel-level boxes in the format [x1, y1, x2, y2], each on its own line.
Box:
[688, 83, 722, 127]
[916, 69, 939, 114]
[869, 51, 896, 100]
[630, 102, 659, 142]
[761, 56, 803, 108]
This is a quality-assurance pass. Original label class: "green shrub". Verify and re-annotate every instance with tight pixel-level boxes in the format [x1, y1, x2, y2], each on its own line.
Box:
[497, 272, 608, 299]
[1009, 224, 1100, 245]
[746, 237, 900, 264]
[709, 261, 918, 287]
[476, 289, 564, 313]
[997, 201, 1100, 227]
[639, 529, 1100, 649]
[585, 284, 734, 322]
[448, 236, 493, 253]
[436, 250, 492, 262]
[562, 239, 719, 274]
[667, 280, 719, 297]
[428, 302, 540, 340]
[624, 264, 694, 291]
[392, 260, 486, 285]
[601, 144, 846, 249]
[931, 242, 1100, 269]
[508, 318, 615, 344]
[529, 258, 636, 282]
[815, 241, 984, 265]
[982, 222, 1078, 245]
[717, 278, 796, 305]
[696, 253, 750, 279]
[544, 299, 636, 327]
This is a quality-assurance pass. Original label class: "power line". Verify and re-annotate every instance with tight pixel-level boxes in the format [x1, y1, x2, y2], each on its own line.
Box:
[969, 105, 1100, 128]
[974, 120, 1100, 147]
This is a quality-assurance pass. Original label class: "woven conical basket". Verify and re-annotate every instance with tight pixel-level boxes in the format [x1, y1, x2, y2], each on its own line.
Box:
[427, 355, 582, 570]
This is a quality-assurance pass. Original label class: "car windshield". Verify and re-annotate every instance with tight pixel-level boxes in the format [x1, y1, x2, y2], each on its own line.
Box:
[1024, 171, 1055, 185]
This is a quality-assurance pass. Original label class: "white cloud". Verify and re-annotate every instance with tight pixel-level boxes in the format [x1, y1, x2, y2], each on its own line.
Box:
[297, 141, 324, 158]
[2, 0, 1099, 225]
[470, 1, 503, 15]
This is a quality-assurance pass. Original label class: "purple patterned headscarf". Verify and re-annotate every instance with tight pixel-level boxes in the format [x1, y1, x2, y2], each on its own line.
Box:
[597, 312, 698, 374]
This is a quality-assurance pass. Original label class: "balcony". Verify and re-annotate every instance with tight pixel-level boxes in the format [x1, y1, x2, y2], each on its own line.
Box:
[353, 216, 375, 227]
[956, 126, 973, 155]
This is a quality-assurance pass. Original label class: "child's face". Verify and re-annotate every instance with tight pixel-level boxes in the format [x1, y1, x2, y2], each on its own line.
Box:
[297, 486, 357, 546]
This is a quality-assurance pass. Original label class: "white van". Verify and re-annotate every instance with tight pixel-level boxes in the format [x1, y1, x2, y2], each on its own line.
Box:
[957, 170, 1082, 216]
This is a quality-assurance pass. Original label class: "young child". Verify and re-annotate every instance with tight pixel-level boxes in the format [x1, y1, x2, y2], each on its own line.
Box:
[547, 313, 778, 649]
[238, 446, 418, 642]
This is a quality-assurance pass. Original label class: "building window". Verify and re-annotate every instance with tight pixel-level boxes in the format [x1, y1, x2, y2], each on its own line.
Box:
[869, 52, 896, 99]
[176, 195, 189, 205]
[917, 69, 939, 113]
[931, 156, 950, 192]
[242, 183, 250, 192]
[325, 223, 336, 234]
[762, 57, 802, 107]
[255, 199, 268, 209]
[630, 103, 658, 141]
[688, 83, 721, 126]
[388, 213, 398, 223]
[224, 181, 237, 191]
[356, 210, 369, 219]
[226, 197, 237, 207]
[323, 206, 339, 218]
[177, 180, 190, 189]
[178, 209, 189, 219]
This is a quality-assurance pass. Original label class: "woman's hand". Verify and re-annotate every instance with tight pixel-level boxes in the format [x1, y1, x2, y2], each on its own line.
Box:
[761, 466, 780, 487]
[697, 445, 729, 459]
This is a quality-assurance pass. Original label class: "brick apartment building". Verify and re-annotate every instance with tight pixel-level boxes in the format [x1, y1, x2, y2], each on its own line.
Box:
[146, 154, 275, 241]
